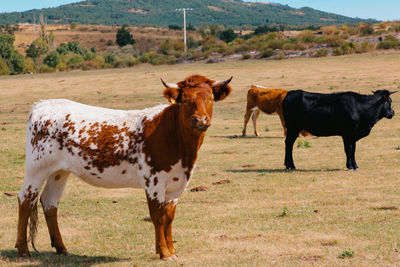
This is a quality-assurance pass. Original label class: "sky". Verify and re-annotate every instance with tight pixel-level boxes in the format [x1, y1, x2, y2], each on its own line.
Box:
[246, 0, 400, 21]
[0, 0, 399, 21]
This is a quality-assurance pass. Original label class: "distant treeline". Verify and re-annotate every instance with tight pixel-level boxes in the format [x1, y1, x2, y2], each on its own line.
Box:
[0, 0, 378, 27]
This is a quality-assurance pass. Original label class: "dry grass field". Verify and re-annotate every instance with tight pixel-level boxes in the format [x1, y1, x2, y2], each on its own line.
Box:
[14, 24, 200, 55]
[1, 53, 400, 266]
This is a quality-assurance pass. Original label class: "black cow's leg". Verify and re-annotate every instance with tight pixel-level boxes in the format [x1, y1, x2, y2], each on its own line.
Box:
[342, 137, 353, 170]
[284, 130, 299, 169]
[351, 141, 358, 170]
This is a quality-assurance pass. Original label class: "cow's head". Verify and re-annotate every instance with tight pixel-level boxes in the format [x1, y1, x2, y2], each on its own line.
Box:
[372, 89, 398, 119]
[162, 75, 232, 133]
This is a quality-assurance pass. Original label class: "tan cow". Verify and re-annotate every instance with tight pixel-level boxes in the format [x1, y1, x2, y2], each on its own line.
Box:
[15, 75, 232, 261]
[242, 85, 309, 137]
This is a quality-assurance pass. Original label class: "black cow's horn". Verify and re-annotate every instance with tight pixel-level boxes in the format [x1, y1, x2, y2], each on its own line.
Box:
[389, 90, 400, 95]
[212, 76, 233, 87]
[160, 78, 179, 89]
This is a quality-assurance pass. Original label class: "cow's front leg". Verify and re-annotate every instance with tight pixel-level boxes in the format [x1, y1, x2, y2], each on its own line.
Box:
[145, 193, 175, 261]
[284, 130, 298, 169]
[351, 141, 358, 170]
[164, 200, 177, 257]
[342, 137, 355, 170]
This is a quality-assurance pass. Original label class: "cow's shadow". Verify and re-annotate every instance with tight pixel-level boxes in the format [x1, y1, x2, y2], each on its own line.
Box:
[227, 168, 342, 173]
[211, 135, 283, 139]
[0, 250, 129, 266]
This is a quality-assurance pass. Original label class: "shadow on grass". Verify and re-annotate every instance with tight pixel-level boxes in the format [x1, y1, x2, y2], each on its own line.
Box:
[211, 135, 283, 139]
[227, 168, 342, 173]
[0, 250, 130, 266]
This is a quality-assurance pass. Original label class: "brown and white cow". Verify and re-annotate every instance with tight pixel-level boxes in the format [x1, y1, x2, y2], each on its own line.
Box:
[242, 85, 309, 137]
[15, 75, 232, 261]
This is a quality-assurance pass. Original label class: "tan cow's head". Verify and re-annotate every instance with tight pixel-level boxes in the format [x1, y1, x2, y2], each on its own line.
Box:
[162, 75, 232, 133]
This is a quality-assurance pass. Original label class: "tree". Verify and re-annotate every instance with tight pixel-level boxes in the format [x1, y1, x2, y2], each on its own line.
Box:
[116, 25, 135, 47]
[219, 29, 238, 43]
[0, 33, 24, 74]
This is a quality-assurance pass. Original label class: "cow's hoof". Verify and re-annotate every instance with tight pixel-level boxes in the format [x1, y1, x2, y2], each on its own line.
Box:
[162, 255, 177, 261]
[58, 250, 70, 256]
[18, 252, 31, 258]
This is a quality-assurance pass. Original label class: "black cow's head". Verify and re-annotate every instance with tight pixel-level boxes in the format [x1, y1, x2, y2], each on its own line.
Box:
[372, 90, 398, 119]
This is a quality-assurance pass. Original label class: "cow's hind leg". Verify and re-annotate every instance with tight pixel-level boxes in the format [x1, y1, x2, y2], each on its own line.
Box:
[242, 105, 255, 137]
[351, 141, 358, 170]
[15, 174, 47, 257]
[40, 171, 70, 255]
[342, 137, 357, 170]
[251, 108, 261, 136]
[284, 129, 299, 170]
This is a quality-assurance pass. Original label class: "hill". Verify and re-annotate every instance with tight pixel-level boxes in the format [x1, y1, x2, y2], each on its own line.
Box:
[0, 0, 378, 28]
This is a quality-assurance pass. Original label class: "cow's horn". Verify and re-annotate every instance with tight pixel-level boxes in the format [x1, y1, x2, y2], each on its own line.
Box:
[161, 78, 179, 89]
[212, 76, 233, 87]
[389, 90, 400, 95]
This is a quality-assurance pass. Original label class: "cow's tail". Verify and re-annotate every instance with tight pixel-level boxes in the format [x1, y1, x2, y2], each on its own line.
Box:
[28, 200, 39, 252]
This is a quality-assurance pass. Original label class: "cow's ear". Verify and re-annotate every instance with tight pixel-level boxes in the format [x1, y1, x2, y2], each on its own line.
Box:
[163, 88, 181, 104]
[161, 78, 181, 104]
[212, 76, 232, 102]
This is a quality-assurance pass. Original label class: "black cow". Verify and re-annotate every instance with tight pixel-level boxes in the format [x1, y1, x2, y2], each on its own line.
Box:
[282, 89, 397, 170]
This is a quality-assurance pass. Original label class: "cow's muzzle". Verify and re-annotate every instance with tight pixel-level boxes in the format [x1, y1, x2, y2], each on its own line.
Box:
[387, 110, 395, 119]
[192, 116, 211, 132]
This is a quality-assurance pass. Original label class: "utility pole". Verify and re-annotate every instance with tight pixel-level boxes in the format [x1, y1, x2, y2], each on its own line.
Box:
[176, 8, 193, 52]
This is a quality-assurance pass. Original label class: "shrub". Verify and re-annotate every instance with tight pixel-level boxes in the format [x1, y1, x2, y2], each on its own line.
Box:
[267, 39, 284, 49]
[358, 23, 374, 36]
[70, 22, 77, 31]
[0, 57, 10, 75]
[339, 249, 354, 259]
[187, 36, 199, 49]
[26, 38, 49, 59]
[378, 35, 400, 49]
[321, 25, 339, 35]
[314, 49, 328, 57]
[8, 52, 24, 74]
[56, 43, 69, 55]
[104, 53, 115, 64]
[56, 62, 67, 71]
[168, 24, 181, 30]
[390, 23, 400, 33]
[299, 30, 316, 43]
[242, 54, 251, 60]
[57, 41, 87, 55]
[282, 42, 297, 50]
[254, 25, 278, 35]
[83, 51, 96, 61]
[44, 51, 60, 68]
[39, 65, 55, 73]
[23, 57, 36, 73]
[116, 25, 135, 47]
[219, 29, 238, 43]
[150, 54, 176, 65]
[260, 47, 273, 58]
[357, 40, 374, 53]
[325, 35, 344, 47]
[67, 54, 84, 68]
